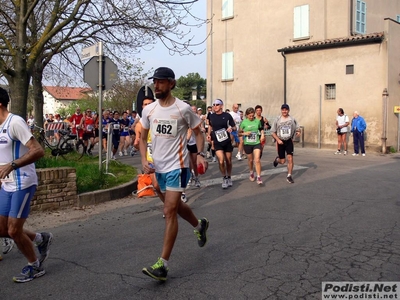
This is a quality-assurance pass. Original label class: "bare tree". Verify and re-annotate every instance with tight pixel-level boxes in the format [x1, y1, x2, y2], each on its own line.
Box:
[0, 0, 208, 121]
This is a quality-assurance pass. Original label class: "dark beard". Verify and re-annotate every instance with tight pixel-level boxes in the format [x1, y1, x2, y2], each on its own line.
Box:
[155, 90, 168, 100]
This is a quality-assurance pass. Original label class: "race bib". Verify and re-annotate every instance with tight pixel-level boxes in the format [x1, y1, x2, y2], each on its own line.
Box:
[0, 163, 15, 182]
[152, 119, 177, 138]
[113, 123, 120, 130]
[215, 128, 229, 142]
[280, 125, 292, 139]
[123, 127, 129, 132]
[86, 125, 93, 132]
[246, 132, 257, 143]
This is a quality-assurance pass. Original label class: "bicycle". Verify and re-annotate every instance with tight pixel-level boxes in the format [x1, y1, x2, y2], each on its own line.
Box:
[34, 124, 84, 160]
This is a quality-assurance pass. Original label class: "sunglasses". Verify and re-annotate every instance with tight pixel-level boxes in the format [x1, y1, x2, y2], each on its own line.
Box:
[86, 111, 92, 113]
[213, 104, 220, 106]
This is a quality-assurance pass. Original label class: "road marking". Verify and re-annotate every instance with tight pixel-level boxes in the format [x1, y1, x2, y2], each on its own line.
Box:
[198, 165, 309, 187]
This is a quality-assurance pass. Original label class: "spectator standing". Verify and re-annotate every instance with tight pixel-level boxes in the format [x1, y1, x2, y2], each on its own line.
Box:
[351, 111, 367, 156]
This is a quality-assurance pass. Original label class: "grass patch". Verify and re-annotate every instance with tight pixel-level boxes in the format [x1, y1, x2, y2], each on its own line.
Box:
[36, 151, 137, 194]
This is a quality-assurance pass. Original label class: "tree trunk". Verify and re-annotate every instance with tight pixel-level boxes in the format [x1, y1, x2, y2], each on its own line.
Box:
[32, 61, 45, 128]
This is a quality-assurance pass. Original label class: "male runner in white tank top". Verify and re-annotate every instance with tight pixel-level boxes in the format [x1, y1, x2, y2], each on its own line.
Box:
[139, 67, 209, 281]
[0, 87, 53, 283]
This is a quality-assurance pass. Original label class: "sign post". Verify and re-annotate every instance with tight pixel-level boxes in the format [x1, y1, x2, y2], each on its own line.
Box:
[395, 106, 400, 152]
[83, 42, 118, 171]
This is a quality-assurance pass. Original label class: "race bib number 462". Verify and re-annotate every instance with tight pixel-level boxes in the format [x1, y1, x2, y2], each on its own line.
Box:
[0, 163, 15, 182]
[152, 119, 177, 138]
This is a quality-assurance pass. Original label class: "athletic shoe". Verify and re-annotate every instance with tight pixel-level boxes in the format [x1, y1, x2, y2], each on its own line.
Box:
[194, 178, 201, 188]
[124, 150, 128, 156]
[194, 218, 209, 247]
[212, 157, 216, 163]
[334, 150, 341, 155]
[352, 153, 359, 156]
[362, 153, 366, 157]
[242, 154, 247, 159]
[236, 153, 242, 161]
[222, 178, 228, 189]
[273, 156, 279, 167]
[2, 238, 14, 255]
[344, 151, 347, 155]
[257, 176, 263, 185]
[142, 258, 169, 281]
[13, 265, 45, 283]
[287, 176, 294, 184]
[206, 151, 211, 159]
[188, 177, 194, 186]
[118, 151, 123, 157]
[111, 155, 116, 160]
[130, 149, 137, 156]
[37, 232, 53, 265]
[249, 173, 255, 182]
[181, 193, 188, 203]
[87, 149, 93, 156]
[227, 178, 233, 187]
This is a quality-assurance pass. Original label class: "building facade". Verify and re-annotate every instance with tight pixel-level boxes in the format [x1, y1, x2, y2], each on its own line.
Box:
[207, 0, 400, 151]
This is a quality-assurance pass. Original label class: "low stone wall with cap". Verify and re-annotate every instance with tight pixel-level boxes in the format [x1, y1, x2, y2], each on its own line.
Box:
[31, 167, 78, 211]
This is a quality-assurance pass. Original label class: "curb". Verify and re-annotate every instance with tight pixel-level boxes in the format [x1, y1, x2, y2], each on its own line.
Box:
[77, 178, 138, 207]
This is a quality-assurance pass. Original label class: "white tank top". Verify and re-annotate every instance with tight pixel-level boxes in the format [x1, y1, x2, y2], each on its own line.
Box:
[0, 113, 38, 191]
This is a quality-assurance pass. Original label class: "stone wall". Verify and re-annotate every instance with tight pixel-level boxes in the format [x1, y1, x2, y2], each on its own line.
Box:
[32, 167, 78, 211]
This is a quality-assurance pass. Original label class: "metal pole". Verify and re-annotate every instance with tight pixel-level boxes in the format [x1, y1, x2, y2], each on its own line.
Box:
[318, 85, 321, 148]
[382, 88, 388, 154]
[398, 115, 400, 152]
[98, 42, 103, 170]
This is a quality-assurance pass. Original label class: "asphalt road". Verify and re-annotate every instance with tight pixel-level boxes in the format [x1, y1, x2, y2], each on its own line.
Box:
[1, 145, 399, 300]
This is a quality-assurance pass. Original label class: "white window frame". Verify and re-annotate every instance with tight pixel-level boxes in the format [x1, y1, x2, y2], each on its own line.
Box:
[222, 52, 234, 81]
[397, 15, 400, 23]
[355, 0, 366, 34]
[294, 4, 310, 40]
[222, 0, 234, 20]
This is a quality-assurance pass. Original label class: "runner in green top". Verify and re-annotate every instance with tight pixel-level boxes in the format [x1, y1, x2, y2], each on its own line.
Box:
[239, 107, 265, 185]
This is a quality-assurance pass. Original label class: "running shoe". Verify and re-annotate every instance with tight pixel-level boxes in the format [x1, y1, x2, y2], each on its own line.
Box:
[124, 150, 128, 156]
[194, 178, 201, 188]
[227, 178, 233, 187]
[212, 157, 216, 163]
[142, 258, 169, 281]
[222, 178, 228, 189]
[343, 151, 347, 155]
[188, 177, 194, 186]
[181, 193, 188, 203]
[273, 156, 279, 167]
[257, 176, 263, 185]
[194, 218, 209, 247]
[37, 232, 53, 264]
[287, 176, 294, 184]
[249, 173, 255, 182]
[118, 151, 123, 157]
[130, 149, 137, 156]
[236, 153, 242, 161]
[334, 150, 341, 155]
[87, 149, 93, 156]
[206, 151, 211, 159]
[352, 153, 359, 156]
[13, 265, 45, 283]
[362, 153, 366, 156]
[2, 238, 14, 254]
[242, 154, 247, 159]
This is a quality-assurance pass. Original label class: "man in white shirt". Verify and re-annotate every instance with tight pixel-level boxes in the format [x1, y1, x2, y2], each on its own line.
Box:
[230, 103, 244, 160]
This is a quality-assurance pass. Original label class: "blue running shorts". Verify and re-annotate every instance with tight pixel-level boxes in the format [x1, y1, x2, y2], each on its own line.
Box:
[0, 185, 37, 219]
[155, 168, 190, 193]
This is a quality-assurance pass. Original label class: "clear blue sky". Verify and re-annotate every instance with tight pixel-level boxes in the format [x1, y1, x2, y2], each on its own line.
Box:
[137, 1, 207, 80]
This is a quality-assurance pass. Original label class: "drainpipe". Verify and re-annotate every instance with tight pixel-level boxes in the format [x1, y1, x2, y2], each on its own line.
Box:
[382, 88, 389, 153]
[350, 0, 355, 36]
[281, 51, 287, 104]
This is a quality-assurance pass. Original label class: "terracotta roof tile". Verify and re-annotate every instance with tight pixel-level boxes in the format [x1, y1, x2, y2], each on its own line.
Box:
[278, 32, 384, 53]
[44, 86, 92, 101]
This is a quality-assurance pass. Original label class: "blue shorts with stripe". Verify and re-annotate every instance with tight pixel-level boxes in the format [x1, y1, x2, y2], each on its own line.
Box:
[155, 168, 190, 193]
[0, 185, 37, 218]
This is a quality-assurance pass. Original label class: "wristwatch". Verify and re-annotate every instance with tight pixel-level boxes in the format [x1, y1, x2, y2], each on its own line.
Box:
[11, 161, 19, 170]
[197, 152, 205, 158]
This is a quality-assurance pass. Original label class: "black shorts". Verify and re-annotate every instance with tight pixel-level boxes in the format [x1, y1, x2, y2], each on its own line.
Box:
[214, 141, 233, 152]
[277, 139, 294, 159]
[83, 132, 95, 141]
[112, 134, 120, 149]
[187, 143, 198, 154]
[243, 143, 261, 155]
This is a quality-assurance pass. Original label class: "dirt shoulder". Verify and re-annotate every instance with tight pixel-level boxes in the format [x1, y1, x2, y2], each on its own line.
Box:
[25, 195, 155, 230]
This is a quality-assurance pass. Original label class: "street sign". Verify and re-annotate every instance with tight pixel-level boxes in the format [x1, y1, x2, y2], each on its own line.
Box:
[83, 56, 118, 90]
[394, 106, 400, 114]
[81, 44, 99, 60]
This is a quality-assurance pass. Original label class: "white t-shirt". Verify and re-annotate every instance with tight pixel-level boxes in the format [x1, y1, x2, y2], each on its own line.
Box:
[336, 114, 349, 133]
[0, 113, 38, 191]
[230, 111, 241, 128]
[141, 98, 202, 173]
